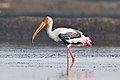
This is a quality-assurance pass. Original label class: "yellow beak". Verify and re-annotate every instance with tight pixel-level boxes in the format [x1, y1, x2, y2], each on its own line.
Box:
[32, 17, 48, 43]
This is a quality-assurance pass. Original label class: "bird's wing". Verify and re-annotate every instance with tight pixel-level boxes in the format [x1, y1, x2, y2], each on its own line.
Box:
[59, 31, 81, 40]
[58, 31, 82, 45]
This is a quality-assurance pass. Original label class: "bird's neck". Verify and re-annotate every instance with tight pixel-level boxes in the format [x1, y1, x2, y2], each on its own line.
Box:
[47, 22, 53, 34]
[47, 21, 55, 39]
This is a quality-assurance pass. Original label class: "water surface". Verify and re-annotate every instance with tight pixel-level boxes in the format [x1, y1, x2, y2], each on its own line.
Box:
[0, 47, 120, 80]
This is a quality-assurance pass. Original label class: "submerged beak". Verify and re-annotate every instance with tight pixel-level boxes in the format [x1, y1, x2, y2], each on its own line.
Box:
[32, 17, 48, 43]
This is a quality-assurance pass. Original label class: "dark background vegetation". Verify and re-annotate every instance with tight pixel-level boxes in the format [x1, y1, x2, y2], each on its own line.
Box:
[0, 0, 120, 47]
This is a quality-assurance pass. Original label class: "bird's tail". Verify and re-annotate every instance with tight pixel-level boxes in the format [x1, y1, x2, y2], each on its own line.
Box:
[85, 37, 94, 46]
[82, 35, 94, 46]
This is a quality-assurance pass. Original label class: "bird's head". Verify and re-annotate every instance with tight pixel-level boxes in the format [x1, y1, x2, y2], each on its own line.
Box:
[32, 16, 52, 43]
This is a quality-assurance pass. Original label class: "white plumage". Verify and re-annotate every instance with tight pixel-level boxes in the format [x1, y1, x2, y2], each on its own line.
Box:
[32, 16, 94, 64]
[46, 16, 93, 47]
[48, 27, 77, 41]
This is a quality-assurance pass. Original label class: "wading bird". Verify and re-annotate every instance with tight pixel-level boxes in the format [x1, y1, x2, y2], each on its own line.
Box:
[32, 16, 94, 66]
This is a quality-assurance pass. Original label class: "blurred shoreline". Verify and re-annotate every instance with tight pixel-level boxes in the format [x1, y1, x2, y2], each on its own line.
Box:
[1, 0, 120, 18]
[0, 0, 120, 47]
[0, 17, 120, 47]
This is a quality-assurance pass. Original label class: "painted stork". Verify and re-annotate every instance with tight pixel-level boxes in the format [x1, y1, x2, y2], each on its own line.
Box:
[32, 16, 94, 63]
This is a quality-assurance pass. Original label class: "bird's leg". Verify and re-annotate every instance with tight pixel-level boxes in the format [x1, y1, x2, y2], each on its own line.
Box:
[67, 47, 75, 62]
[67, 47, 75, 68]
[67, 47, 70, 75]
[67, 47, 70, 61]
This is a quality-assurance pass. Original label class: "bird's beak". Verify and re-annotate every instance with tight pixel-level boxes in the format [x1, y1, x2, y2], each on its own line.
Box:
[32, 17, 48, 42]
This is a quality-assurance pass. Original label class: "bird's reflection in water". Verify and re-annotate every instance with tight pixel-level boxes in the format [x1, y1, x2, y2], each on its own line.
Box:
[66, 58, 93, 80]
[47, 55, 93, 80]
[47, 59, 93, 80]
[66, 70, 93, 80]
[67, 54, 75, 76]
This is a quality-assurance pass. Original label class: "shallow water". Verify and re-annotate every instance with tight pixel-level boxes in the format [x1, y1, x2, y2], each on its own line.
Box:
[0, 47, 120, 80]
